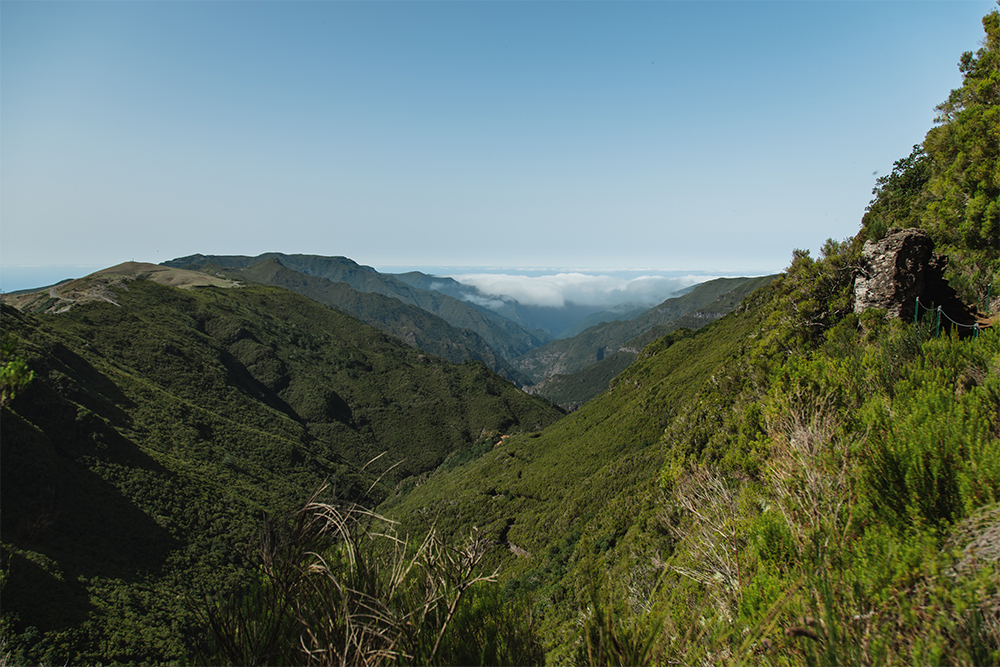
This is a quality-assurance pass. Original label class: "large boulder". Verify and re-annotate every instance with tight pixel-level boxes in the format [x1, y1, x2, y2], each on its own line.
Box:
[854, 228, 940, 321]
[854, 227, 974, 326]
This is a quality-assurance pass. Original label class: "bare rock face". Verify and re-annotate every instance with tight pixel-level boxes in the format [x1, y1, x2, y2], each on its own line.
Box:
[854, 228, 942, 321]
[854, 227, 975, 327]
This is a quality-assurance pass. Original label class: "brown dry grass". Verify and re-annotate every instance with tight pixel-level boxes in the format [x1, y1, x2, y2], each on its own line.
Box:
[2, 261, 239, 313]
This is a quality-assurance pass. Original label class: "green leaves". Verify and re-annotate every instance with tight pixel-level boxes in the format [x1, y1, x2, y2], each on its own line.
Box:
[861, 145, 932, 242]
[861, 6, 999, 302]
[0, 333, 35, 406]
[860, 329, 1000, 530]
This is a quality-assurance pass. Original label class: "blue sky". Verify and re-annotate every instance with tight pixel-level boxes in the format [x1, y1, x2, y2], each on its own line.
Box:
[1, 1, 996, 294]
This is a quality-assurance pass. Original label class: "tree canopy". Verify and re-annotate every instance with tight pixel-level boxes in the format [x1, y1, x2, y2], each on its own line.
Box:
[860, 3, 998, 304]
[923, 4, 1000, 257]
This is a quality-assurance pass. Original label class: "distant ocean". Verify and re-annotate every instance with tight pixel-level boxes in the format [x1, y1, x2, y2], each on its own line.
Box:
[0, 265, 105, 294]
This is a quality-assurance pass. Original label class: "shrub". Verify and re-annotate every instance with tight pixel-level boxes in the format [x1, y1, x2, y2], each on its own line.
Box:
[202, 486, 543, 666]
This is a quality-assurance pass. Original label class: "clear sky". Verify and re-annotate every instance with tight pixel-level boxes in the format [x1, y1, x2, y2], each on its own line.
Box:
[1, 1, 996, 293]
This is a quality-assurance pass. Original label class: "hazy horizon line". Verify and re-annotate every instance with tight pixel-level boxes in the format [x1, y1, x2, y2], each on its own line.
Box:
[0, 261, 781, 297]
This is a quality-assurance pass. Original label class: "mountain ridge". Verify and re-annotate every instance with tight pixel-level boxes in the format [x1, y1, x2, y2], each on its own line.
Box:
[511, 274, 777, 385]
[196, 257, 532, 385]
[164, 253, 553, 361]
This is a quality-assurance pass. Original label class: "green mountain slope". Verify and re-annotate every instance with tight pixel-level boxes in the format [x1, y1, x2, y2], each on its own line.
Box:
[512, 275, 776, 385]
[554, 303, 650, 340]
[380, 280, 780, 653]
[381, 12, 1000, 663]
[383, 281, 776, 545]
[165, 253, 553, 360]
[201, 257, 531, 385]
[0, 272, 562, 664]
[384, 257, 1000, 664]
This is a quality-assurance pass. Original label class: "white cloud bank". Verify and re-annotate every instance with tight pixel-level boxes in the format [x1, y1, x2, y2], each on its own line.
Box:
[449, 272, 715, 308]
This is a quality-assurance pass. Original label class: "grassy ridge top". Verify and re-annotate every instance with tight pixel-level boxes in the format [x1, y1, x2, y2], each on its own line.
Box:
[2, 262, 239, 313]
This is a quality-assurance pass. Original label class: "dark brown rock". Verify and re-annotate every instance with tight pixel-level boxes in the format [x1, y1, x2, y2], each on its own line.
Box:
[854, 227, 975, 327]
[854, 228, 938, 320]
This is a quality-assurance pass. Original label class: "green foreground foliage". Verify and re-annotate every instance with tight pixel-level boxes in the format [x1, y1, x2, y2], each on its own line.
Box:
[202, 487, 543, 666]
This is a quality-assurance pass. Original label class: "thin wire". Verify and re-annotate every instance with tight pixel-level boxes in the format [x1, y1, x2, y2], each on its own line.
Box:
[914, 296, 980, 329]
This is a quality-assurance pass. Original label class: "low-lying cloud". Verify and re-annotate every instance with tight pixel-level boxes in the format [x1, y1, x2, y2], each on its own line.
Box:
[449, 272, 714, 309]
[458, 292, 509, 310]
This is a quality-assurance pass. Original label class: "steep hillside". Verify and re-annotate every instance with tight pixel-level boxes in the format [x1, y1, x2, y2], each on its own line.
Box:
[381, 279, 781, 653]
[512, 275, 776, 384]
[392, 270, 630, 339]
[165, 253, 553, 360]
[199, 257, 530, 385]
[384, 280, 780, 567]
[554, 303, 650, 340]
[380, 12, 1000, 663]
[0, 275, 562, 664]
[384, 249, 1000, 664]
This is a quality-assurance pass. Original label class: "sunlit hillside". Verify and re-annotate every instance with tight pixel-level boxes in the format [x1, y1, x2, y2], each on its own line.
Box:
[1, 5, 998, 666]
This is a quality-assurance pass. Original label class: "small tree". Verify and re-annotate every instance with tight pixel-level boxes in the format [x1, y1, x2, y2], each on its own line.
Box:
[0, 333, 34, 406]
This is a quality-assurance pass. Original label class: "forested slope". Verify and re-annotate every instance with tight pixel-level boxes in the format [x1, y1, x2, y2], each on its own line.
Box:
[165, 253, 553, 360]
[382, 9, 1000, 664]
[0, 274, 562, 664]
[201, 257, 531, 385]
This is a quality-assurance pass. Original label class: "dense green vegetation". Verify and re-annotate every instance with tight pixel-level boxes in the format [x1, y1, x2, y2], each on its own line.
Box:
[512, 276, 776, 385]
[201, 257, 531, 385]
[381, 8, 1000, 664]
[166, 253, 553, 362]
[1, 6, 997, 665]
[0, 276, 561, 664]
[202, 488, 544, 666]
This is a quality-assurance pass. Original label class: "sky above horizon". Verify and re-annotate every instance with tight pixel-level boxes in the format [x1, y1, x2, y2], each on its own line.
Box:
[2, 1, 996, 295]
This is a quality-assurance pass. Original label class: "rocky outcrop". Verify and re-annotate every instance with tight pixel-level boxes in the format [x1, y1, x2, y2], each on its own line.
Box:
[854, 227, 973, 326]
[854, 228, 940, 320]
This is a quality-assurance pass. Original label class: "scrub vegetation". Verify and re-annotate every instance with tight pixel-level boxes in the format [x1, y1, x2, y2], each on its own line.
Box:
[1, 5, 998, 666]
[0, 280, 560, 664]
[385, 10, 1000, 663]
